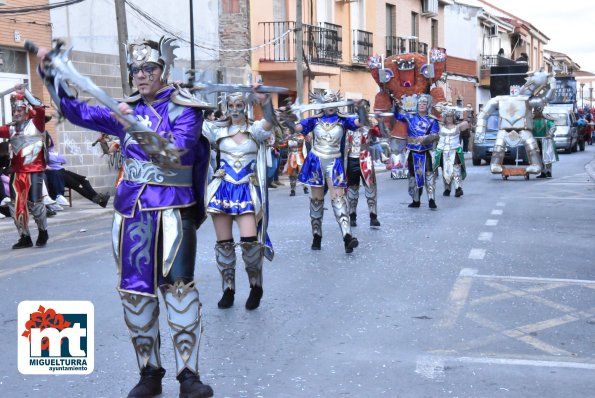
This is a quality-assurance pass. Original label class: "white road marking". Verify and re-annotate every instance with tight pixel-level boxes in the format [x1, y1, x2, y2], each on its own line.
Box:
[415, 355, 445, 381]
[485, 219, 498, 226]
[468, 248, 486, 260]
[421, 354, 595, 372]
[491, 209, 503, 215]
[478, 232, 493, 241]
[470, 273, 595, 286]
[437, 268, 477, 329]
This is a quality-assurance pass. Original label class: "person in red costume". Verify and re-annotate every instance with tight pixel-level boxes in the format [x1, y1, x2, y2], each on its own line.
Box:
[0, 84, 48, 249]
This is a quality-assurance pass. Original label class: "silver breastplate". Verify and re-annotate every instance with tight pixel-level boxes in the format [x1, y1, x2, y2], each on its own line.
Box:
[10, 121, 44, 165]
[218, 133, 259, 183]
[437, 126, 460, 151]
[499, 96, 532, 130]
[312, 122, 344, 159]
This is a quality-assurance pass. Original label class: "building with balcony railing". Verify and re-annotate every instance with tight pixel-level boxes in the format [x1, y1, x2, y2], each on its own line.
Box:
[250, 0, 448, 107]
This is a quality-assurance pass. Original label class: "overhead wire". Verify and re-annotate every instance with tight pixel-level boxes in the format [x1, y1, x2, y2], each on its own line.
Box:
[0, 0, 86, 15]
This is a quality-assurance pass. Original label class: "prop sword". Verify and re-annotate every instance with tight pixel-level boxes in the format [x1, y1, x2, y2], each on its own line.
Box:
[24, 39, 187, 168]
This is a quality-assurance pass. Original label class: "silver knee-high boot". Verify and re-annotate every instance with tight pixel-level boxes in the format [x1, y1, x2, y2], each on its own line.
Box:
[408, 177, 421, 207]
[120, 292, 166, 398]
[241, 241, 264, 310]
[310, 198, 324, 250]
[120, 292, 162, 371]
[347, 185, 359, 226]
[162, 280, 213, 397]
[215, 241, 236, 308]
[364, 184, 380, 226]
[332, 196, 359, 253]
[425, 171, 437, 209]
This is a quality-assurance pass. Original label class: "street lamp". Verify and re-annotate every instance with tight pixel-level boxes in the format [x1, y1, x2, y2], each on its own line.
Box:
[580, 82, 585, 109]
[590, 86, 593, 109]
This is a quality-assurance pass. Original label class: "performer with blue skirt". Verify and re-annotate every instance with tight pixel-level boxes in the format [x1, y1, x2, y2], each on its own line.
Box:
[202, 91, 275, 310]
[393, 94, 440, 209]
[35, 37, 213, 398]
[282, 90, 367, 253]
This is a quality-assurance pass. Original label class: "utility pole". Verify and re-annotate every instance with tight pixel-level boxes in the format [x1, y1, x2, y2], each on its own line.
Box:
[295, 0, 303, 104]
[115, 0, 130, 96]
[189, 0, 195, 70]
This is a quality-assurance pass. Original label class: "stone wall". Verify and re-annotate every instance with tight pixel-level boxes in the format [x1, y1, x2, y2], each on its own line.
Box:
[219, 0, 251, 83]
[54, 51, 124, 196]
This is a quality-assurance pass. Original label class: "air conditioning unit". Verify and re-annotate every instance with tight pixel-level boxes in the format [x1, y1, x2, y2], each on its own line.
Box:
[421, 0, 438, 16]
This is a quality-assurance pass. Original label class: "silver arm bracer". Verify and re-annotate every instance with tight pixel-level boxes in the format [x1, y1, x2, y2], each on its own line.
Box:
[474, 99, 498, 143]
[23, 88, 42, 107]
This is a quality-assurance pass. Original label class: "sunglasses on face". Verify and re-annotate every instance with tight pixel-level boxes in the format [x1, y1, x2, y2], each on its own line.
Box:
[130, 64, 157, 77]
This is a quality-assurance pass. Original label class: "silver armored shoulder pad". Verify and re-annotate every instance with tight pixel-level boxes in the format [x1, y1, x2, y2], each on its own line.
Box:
[121, 92, 142, 105]
[171, 88, 216, 110]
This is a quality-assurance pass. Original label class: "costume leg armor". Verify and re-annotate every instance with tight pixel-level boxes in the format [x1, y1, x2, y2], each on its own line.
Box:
[331, 196, 351, 238]
[452, 164, 462, 190]
[215, 241, 236, 293]
[310, 198, 324, 238]
[408, 176, 421, 207]
[490, 132, 506, 173]
[364, 184, 377, 215]
[161, 280, 202, 376]
[521, 132, 543, 174]
[241, 241, 264, 310]
[425, 172, 437, 209]
[120, 292, 162, 371]
[29, 201, 48, 232]
[347, 185, 359, 226]
[240, 241, 264, 288]
[289, 174, 297, 192]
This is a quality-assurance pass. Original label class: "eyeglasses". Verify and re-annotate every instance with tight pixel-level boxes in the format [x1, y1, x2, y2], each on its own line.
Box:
[130, 64, 157, 77]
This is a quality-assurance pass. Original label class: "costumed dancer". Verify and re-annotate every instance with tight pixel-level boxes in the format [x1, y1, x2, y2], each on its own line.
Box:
[475, 70, 556, 175]
[346, 124, 381, 227]
[282, 90, 366, 253]
[35, 37, 213, 398]
[533, 107, 558, 178]
[282, 127, 309, 196]
[202, 90, 275, 310]
[0, 85, 49, 249]
[393, 94, 440, 208]
[434, 108, 469, 197]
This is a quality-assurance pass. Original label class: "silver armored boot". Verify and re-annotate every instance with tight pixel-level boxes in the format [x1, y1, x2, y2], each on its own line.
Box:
[407, 177, 421, 208]
[490, 143, 506, 174]
[240, 241, 264, 310]
[364, 183, 380, 227]
[215, 241, 236, 308]
[332, 196, 359, 253]
[524, 136, 543, 174]
[346, 185, 359, 226]
[453, 164, 463, 197]
[30, 201, 48, 247]
[162, 280, 213, 398]
[425, 171, 437, 209]
[310, 198, 324, 250]
[120, 292, 165, 398]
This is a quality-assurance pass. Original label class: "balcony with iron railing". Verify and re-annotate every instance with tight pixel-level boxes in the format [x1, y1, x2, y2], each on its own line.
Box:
[259, 21, 343, 67]
[385, 36, 428, 57]
[352, 29, 373, 65]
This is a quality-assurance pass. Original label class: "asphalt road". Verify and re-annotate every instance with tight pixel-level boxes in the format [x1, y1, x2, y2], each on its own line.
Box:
[1, 147, 594, 398]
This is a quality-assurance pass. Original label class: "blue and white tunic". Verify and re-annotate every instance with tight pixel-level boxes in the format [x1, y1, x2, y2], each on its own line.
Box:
[203, 120, 271, 217]
[298, 114, 358, 187]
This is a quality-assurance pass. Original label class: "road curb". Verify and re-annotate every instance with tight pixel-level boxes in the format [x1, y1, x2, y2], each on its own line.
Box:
[585, 157, 595, 182]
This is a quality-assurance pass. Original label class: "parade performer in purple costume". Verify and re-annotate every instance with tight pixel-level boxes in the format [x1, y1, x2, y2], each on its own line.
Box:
[393, 94, 440, 209]
[282, 90, 366, 253]
[202, 91, 274, 310]
[35, 37, 213, 398]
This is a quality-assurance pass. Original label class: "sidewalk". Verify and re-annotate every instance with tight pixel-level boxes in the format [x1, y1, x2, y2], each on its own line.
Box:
[0, 197, 113, 234]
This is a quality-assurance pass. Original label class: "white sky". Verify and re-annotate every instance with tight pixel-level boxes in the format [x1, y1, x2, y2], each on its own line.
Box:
[486, 0, 595, 72]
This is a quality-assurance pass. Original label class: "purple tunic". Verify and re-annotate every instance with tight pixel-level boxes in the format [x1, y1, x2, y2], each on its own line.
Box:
[59, 86, 210, 295]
